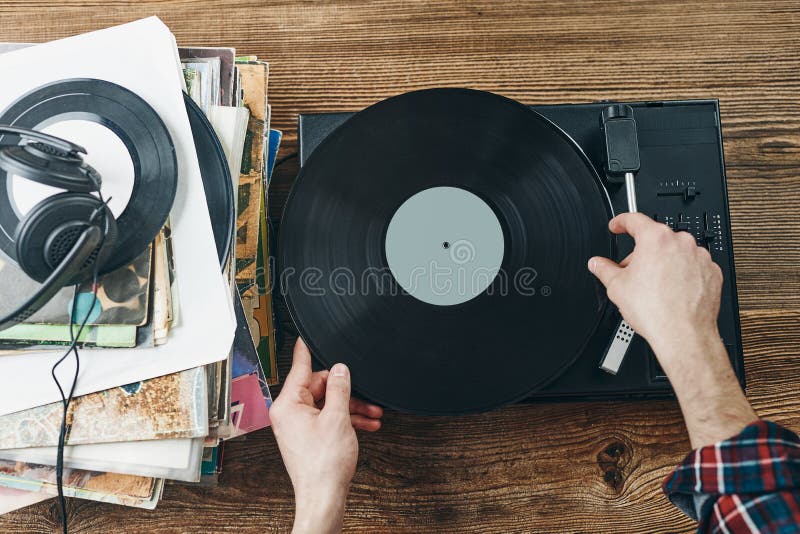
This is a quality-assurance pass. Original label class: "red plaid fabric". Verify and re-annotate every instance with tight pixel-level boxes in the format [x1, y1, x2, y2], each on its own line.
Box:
[663, 420, 800, 533]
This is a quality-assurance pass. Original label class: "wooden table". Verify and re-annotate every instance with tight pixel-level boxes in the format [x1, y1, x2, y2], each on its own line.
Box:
[1, 1, 798, 532]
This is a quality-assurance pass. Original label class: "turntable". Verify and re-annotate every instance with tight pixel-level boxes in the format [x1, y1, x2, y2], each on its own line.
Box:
[281, 89, 744, 414]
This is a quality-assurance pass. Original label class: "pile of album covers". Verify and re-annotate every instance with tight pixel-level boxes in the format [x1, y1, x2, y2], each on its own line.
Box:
[0, 18, 279, 515]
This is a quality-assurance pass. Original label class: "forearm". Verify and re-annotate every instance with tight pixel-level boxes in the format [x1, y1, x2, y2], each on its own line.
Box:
[292, 483, 348, 534]
[652, 330, 757, 449]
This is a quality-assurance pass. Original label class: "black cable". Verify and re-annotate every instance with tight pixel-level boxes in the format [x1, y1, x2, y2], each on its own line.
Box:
[51, 195, 109, 534]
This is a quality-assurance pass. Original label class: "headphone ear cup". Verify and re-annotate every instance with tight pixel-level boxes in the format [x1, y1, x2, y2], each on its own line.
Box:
[15, 192, 117, 284]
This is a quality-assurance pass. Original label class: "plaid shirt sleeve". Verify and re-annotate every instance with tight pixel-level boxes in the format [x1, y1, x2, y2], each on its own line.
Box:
[663, 420, 800, 533]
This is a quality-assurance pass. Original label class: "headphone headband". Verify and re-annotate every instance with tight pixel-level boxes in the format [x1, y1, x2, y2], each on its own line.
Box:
[0, 125, 99, 193]
[0, 125, 86, 155]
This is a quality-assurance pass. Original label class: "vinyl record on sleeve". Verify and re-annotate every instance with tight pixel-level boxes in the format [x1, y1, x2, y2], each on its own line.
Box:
[280, 88, 616, 414]
[0, 78, 177, 275]
[0, 81, 233, 274]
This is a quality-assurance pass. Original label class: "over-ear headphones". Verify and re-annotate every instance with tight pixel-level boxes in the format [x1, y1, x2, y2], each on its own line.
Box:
[0, 79, 180, 333]
[0, 125, 117, 329]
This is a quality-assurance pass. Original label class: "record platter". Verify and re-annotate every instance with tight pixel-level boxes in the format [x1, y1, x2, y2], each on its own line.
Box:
[282, 88, 745, 414]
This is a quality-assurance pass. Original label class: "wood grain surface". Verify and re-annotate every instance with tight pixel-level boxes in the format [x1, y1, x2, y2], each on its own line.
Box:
[0, 1, 798, 532]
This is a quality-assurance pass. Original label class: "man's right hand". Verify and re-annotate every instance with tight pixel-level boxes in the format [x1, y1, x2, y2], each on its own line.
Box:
[588, 213, 757, 449]
[587, 213, 723, 359]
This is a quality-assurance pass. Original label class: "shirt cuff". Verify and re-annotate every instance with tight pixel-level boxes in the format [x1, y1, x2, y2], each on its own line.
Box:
[662, 420, 800, 521]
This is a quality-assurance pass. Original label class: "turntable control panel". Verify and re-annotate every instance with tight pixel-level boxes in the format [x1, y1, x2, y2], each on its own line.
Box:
[529, 99, 744, 399]
[657, 211, 725, 254]
[650, 179, 725, 254]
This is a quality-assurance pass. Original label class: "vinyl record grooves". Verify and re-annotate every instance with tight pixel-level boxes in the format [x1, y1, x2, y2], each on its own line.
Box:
[281, 88, 616, 414]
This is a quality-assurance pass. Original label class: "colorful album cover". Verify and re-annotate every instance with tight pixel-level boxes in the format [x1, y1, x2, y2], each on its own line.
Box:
[206, 360, 223, 431]
[134, 228, 173, 349]
[236, 128, 280, 386]
[180, 57, 220, 115]
[254, 193, 278, 385]
[0, 460, 161, 509]
[0, 244, 152, 328]
[256, 129, 282, 384]
[183, 67, 201, 103]
[266, 129, 283, 182]
[233, 60, 269, 288]
[0, 323, 137, 348]
[201, 444, 221, 476]
[221, 291, 272, 439]
[228, 374, 271, 436]
[0, 367, 207, 449]
[152, 228, 172, 345]
[180, 47, 236, 106]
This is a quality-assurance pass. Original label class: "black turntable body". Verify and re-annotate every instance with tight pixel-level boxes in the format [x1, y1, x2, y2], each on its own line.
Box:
[290, 95, 744, 407]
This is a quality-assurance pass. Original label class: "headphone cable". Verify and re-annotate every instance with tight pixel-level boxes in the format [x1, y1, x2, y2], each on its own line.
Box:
[51, 194, 109, 534]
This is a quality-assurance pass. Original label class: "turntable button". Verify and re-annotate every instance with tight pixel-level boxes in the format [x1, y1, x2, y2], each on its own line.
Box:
[675, 221, 690, 232]
[684, 186, 698, 200]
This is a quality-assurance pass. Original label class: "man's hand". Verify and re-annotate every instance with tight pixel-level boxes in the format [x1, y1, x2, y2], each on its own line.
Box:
[588, 213, 757, 449]
[588, 212, 723, 357]
[271, 339, 383, 534]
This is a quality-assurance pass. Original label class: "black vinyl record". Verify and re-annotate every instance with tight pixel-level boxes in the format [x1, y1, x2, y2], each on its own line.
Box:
[184, 93, 234, 267]
[280, 88, 616, 414]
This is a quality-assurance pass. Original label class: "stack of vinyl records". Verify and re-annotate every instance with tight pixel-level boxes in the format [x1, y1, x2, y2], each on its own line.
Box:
[0, 18, 279, 514]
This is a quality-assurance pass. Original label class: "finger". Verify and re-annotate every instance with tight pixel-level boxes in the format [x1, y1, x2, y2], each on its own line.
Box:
[588, 256, 623, 288]
[350, 398, 384, 419]
[351, 414, 382, 432]
[322, 363, 351, 415]
[619, 252, 634, 268]
[608, 213, 662, 242]
[309, 370, 329, 404]
[283, 338, 313, 390]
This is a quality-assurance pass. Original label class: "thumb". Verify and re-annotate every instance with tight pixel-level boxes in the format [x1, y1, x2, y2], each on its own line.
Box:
[322, 363, 351, 415]
[588, 256, 623, 288]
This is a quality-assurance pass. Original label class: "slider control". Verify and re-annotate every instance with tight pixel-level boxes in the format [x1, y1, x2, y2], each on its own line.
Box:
[657, 184, 701, 201]
[675, 213, 690, 232]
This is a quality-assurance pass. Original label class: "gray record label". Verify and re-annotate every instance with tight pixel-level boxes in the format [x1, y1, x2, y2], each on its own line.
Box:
[385, 186, 505, 306]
